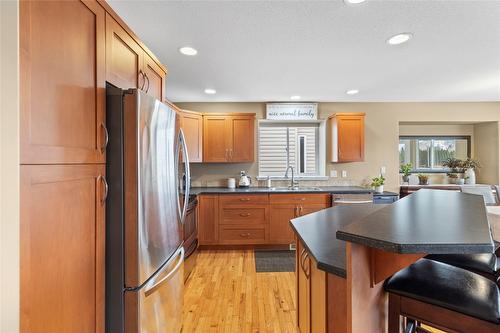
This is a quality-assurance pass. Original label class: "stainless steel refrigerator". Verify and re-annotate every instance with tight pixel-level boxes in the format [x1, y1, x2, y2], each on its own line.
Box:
[106, 86, 190, 333]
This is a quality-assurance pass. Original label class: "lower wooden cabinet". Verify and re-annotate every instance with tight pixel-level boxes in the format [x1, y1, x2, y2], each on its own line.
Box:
[198, 193, 330, 246]
[20, 164, 106, 332]
[270, 194, 330, 244]
[198, 194, 219, 245]
[296, 239, 348, 333]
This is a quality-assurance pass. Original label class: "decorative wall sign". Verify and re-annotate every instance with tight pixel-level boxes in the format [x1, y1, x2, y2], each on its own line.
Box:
[266, 103, 318, 120]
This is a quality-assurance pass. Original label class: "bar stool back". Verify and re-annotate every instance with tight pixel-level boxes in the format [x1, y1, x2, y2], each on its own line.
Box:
[385, 259, 500, 333]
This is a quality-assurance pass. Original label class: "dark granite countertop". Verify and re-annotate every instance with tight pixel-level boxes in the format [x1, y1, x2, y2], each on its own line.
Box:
[290, 204, 385, 278]
[337, 189, 495, 254]
[189, 186, 373, 195]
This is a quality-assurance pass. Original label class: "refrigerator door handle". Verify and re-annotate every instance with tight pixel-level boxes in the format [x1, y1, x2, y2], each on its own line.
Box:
[144, 247, 184, 297]
[176, 128, 190, 224]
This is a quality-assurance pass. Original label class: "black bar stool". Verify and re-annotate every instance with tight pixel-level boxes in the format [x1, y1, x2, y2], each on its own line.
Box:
[385, 259, 500, 333]
[425, 252, 499, 281]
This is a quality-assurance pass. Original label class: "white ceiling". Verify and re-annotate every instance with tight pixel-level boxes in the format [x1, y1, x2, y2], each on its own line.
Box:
[108, 0, 500, 102]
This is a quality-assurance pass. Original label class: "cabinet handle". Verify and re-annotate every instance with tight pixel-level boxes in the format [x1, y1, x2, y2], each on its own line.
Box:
[239, 198, 251, 202]
[97, 175, 108, 205]
[229, 149, 233, 160]
[239, 213, 251, 217]
[100, 122, 109, 154]
[138, 70, 145, 90]
[240, 233, 250, 237]
[303, 253, 310, 279]
[300, 206, 303, 215]
[300, 248, 307, 273]
[144, 72, 150, 93]
[225, 149, 228, 161]
[294, 206, 298, 217]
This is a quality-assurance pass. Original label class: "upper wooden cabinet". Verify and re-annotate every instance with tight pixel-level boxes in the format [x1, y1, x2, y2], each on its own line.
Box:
[142, 53, 166, 101]
[179, 110, 203, 163]
[21, 164, 106, 332]
[105, 13, 165, 100]
[203, 114, 255, 163]
[328, 113, 365, 162]
[20, 0, 106, 164]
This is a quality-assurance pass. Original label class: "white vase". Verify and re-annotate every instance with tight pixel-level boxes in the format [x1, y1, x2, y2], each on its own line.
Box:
[465, 168, 476, 185]
[374, 185, 384, 193]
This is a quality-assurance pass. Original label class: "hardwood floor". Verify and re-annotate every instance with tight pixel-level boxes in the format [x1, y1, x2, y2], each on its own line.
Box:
[183, 250, 297, 333]
[182, 250, 444, 333]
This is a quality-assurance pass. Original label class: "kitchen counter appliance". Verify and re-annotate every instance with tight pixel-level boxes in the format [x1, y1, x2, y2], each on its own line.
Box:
[106, 86, 190, 333]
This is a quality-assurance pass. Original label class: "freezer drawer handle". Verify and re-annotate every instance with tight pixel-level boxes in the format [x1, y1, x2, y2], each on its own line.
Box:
[144, 247, 184, 297]
[333, 199, 373, 204]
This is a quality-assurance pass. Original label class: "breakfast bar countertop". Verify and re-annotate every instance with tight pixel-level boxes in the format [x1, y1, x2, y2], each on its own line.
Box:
[289, 203, 386, 277]
[337, 189, 495, 254]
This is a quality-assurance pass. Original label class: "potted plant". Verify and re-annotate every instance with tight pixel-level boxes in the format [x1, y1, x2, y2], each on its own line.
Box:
[442, 157, 463, 184]
[417, 174, 429, 185]
[371, 175, 385, 193]
[462, 158, 480, 185]
[400, 163, 412, 183]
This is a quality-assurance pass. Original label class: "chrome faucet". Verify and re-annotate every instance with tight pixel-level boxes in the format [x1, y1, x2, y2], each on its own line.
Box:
[284, 165, 299, 189]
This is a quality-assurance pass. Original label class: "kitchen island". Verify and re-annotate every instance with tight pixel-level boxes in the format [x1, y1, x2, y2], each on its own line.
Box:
[290, 189, 495, 333]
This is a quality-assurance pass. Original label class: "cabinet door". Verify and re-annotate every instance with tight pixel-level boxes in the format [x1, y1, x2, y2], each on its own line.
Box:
[203, 116, 229, 162]
[337, 115, 364, 162]
[269, 205, 297, 244]
[180, 111, 203, 163]
[21, 164, 106, 333]
[20, 0, 106, 164]
[227, 115, 255, 162]
[198, 195, 219, 245]
[142, 54, 166, 101]
[105, 13, 144, 90]
[297, 241, 311, 333]
[310, 257, 327, 333]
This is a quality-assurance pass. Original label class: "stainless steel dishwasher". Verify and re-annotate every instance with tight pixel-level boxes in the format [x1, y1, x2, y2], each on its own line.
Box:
[331, 193, 374, 206]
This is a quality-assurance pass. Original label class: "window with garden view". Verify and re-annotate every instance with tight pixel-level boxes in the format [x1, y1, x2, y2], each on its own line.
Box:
[399, 136, 470, 172]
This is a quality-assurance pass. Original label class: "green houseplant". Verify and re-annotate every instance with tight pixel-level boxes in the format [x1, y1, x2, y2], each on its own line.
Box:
[371, 175, 385, 193]
[400, 163, 412, 183]
[417, 174, 429, 185]
[442, 157, 464, 184]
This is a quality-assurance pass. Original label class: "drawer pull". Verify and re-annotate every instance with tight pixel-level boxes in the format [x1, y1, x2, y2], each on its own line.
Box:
[239, 233, 251, 237]
[239, 213, 251, 217]
[300, 198, 306, 201]
[239, 198, 251, 202]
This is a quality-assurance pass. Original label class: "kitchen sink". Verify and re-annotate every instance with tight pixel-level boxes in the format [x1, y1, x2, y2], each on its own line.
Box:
[269, 187, 323, 192]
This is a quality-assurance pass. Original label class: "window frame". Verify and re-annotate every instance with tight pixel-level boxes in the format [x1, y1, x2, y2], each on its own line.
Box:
[399, 135, 471, 173]
[257, 120, 327, 180]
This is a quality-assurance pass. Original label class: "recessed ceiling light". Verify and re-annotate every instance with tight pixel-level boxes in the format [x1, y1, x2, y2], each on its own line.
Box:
[386, 33, 413, 45]
[179, 46, 198, 56]
[290, 95, 301, 100]
[204, 88, 216, 95]
[346, 89, 359, 95]
[344, 0, 367, 4]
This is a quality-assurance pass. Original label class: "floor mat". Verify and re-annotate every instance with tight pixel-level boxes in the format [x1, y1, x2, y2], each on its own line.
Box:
[254, 250, 295, 272]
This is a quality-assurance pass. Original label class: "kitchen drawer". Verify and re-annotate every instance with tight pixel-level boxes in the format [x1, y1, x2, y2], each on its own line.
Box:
[220, 207, 268, 225]
[270, 193, 331, 205]
[219, 226, 267, 244]
[219, 194, 269, 205]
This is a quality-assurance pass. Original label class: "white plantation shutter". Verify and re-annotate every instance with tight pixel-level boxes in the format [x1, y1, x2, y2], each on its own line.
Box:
[258, 124, 319, 177]
[258, 127, 288, 176]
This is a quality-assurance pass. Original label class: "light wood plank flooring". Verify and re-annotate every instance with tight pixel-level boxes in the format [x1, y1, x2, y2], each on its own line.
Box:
[182, 250, 444, 333]
[182, 250, 297, 333]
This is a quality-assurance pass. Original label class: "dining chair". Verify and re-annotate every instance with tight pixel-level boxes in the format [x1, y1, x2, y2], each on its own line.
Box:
[461, 185, 497, 205]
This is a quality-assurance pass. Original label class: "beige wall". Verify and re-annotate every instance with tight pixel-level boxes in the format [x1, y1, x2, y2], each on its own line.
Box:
[0, 0, 20, 332]
[178, 102, 500, 191]
[474, 122, 500, 184]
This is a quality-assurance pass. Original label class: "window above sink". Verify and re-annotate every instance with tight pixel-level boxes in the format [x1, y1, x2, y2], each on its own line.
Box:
[257, 120, 326, 179]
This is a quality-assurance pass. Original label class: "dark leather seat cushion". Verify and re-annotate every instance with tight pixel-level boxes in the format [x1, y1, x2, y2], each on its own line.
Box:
[385, 259, 500, 324]
[425, 253, 498, 275]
